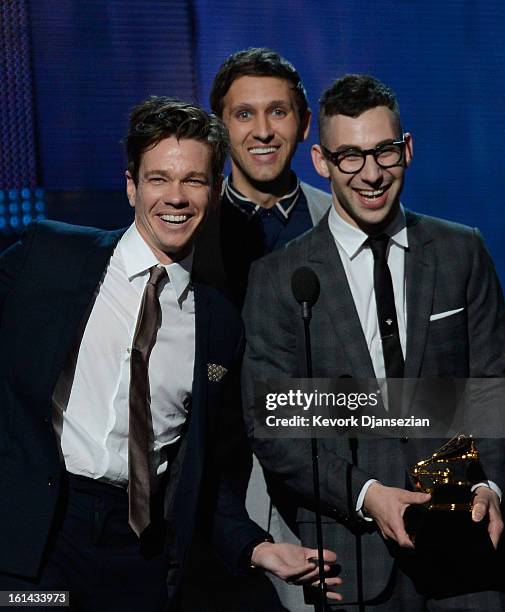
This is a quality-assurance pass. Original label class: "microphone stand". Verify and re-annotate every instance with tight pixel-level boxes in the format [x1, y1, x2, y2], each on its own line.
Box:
[301, 301, 328, 612]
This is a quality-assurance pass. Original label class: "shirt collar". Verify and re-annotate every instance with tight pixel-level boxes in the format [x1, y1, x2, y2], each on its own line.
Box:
[119, 223, 192, 304]
[223, 175, 301, 220]
[328, 204, 408, 260]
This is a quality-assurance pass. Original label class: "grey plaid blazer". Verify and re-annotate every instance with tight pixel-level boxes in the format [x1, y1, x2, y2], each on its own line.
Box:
[242, 210, 505, 605]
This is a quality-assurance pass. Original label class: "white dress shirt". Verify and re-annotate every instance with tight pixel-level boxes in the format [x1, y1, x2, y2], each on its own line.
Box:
[328, 204, 408, 379]
[52, 224, 195, 487]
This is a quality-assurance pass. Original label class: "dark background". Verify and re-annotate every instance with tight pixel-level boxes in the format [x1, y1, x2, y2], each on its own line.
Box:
[1, 1, 504, 283]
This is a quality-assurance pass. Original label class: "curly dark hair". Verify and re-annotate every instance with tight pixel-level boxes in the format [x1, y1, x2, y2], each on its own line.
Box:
[210, 47, 309, 118]
[318, 74, 402, 141]
[124, 96, 229, 185]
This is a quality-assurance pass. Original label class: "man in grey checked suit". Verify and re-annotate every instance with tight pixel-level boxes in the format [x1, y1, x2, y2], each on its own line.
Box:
[242, 74, 505, 610]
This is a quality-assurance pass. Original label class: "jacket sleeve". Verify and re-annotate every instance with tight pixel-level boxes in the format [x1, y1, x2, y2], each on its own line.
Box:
[210, 476, 271, 574]
[465, 229, 505, 490]
[467, 229, 505, 377]
[0, 224, 37, 319]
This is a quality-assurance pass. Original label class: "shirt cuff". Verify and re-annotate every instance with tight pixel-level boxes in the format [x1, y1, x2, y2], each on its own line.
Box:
[355, 479, 379, 521]
[246, 535, 275, 570]
[471, 481, 502, 502]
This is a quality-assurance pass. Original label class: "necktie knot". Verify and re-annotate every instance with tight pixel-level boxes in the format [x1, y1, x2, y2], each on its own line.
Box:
[368, 234, 390, 261]
[148, 265, 167, 288]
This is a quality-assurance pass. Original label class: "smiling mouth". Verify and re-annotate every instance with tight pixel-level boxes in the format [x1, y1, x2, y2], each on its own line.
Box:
[159, 214, 190, 224]
[248, 146, 279, 155]
[355, 187, 388, 199]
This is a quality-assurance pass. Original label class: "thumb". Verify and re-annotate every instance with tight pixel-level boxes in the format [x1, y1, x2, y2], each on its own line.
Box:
[472, 498, 488, 522]
[404, 491, 431, 505]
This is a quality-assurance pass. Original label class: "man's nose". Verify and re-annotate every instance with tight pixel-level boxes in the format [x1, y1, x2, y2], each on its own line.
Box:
[251, 114, 274, 141]
[359, 153, 382, 184]
[164, 181, 188, 206]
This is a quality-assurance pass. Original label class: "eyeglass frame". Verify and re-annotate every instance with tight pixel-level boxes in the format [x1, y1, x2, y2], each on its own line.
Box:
[320, 136, 406, 174]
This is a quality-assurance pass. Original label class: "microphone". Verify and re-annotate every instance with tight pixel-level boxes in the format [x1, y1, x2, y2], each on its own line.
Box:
[291, 266, 328, 611]
[291, 266, 320, 320]
[291, 267, 320, 376]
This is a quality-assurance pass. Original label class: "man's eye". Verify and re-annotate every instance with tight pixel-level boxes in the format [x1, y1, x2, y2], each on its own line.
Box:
[149, 177, 165, 184]
[186, 178, 207, 186]
[339, 151, 363, 162]
[377, 145, 399, 156]
[271, 108, 287, 118]
[236, 110, 251, 121]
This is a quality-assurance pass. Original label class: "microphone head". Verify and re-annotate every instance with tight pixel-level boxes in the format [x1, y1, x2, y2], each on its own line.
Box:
[291, 266, 320, 306]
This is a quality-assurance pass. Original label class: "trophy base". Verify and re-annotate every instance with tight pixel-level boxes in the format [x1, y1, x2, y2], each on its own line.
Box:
[401, 506, 498, 598]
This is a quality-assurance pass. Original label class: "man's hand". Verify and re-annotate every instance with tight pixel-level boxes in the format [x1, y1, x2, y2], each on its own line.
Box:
[251, 542, 343, 602]
[472, 486, 503, 549]
[363, 482, 431, 548]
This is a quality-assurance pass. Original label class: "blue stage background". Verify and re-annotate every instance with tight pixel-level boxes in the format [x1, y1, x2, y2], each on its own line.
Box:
[2, 1, 504, 282]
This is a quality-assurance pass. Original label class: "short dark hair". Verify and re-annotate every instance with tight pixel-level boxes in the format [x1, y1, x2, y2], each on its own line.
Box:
[318, 74, 402, 141]
[125, 96, 229, 185]
[210, 47, 309, 118]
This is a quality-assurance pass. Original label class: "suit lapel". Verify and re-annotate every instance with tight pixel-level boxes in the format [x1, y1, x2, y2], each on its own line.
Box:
[177, 280, 211, 493]
[307, 219, 375, 377]
[68, 228, 125, 316]
[404, 211, 436, 377]
[172, 280, 212, 558]
[50, 227, 125, 388]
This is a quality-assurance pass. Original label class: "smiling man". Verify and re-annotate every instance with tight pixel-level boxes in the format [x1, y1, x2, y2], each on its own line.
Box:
[313, 108, 411, 234]
[126, 135, 220, 261]
[0, 97, 341, 611]
[190, 48, 332, 612]
[194, 47, 331, 307]
[242, 75, 505, 610]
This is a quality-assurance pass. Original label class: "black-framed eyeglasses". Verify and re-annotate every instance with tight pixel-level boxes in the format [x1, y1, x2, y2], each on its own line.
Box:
[321, 137, 406, 174]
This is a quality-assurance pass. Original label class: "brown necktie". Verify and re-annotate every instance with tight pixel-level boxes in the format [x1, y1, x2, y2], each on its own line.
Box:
[128, 265, 167, 537]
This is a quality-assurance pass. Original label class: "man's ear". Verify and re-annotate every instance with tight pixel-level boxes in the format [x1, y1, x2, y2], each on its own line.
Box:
[125, 170, 136, 208]
[299, 109, 312, 143]
[404, 133, 414, 167]
[311, 144, 331, 179]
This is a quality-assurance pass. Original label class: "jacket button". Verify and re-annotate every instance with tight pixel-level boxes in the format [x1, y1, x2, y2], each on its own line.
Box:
[47, 478, 54, 486]
[401, 437, 409, 444]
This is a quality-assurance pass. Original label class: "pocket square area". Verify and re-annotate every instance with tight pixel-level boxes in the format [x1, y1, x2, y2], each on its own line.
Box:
[207, 363, 228, 382]
[429, 307, 464, 322]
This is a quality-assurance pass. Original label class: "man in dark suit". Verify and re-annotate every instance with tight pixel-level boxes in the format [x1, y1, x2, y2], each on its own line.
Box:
[0, 97, 340, 611]
[242, 75, 505, 610]
[191, 48, 332, 611]
[194, 47, 331, 307]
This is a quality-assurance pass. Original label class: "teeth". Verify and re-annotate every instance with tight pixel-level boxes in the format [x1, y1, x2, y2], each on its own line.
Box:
[249, 147, 278, 155]
[358, 189, 385, 198]
[160, 214, 188, 223]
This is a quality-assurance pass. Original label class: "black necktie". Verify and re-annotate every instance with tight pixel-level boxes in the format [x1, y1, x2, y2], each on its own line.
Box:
[128, 265, 167, 537]
[368, 234, 404, 378]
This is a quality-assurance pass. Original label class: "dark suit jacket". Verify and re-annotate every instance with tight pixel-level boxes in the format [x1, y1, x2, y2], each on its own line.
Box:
[0, 220, 267, 595]
[242, 211, 505, 603]
[193, 181, 331, 307]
